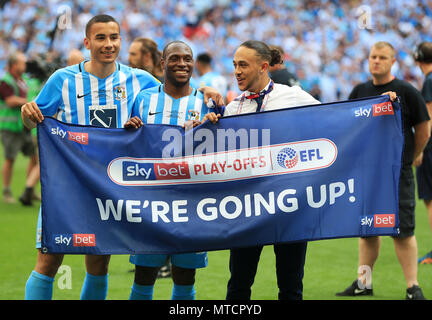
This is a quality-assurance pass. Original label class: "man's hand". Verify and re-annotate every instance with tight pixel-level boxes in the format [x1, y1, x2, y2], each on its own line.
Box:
[381, 91, 397, 101]
[199, 86, 224, 107]
[124, 116, 143, 129]
[202, 112, 221, 124]
[413, 152, 423, 167]
[182, 120, 202, 130]
[21, 101, 43, 129]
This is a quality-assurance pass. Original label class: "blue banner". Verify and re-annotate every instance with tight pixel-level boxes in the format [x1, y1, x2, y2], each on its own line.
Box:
[39, 95, 403, 254]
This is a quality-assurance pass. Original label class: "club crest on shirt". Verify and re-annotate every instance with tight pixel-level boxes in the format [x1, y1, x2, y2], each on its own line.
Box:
[114, 86, 126, 101]
[188, 110, 200, 121]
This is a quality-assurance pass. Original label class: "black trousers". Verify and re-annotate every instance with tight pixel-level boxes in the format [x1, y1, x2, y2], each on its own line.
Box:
[226, 242, 307, 300]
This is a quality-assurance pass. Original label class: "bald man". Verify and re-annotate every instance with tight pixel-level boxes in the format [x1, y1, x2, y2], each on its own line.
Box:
[67, 49, 85, 66]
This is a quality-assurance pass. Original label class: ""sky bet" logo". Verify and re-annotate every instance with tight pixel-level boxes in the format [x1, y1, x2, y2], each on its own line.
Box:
[67, 131, 88, 145]
[354, 101, 394, 118]
[373, 214, 395, 227]
[372, 101, 394, 116]
[361, 214, 396, 228]
[51, 127, 88, 145]
[54, 234, 96, 247]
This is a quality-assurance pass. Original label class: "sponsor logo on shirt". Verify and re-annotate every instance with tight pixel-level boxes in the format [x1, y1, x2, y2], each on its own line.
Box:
[89, 105, 117, 128]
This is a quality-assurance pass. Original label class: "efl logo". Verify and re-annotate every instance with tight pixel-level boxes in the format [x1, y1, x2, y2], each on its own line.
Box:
[68, 131, 88, 145]
[73, 234, 95, 247]
[374, 214, 395, 228]
[276, 147, 325, 170]
[277, 147, 298, 169]
[373, 102, 393, 117]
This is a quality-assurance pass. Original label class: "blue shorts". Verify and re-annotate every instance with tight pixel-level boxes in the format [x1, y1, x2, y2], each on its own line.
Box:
[130, 252, 208, 269]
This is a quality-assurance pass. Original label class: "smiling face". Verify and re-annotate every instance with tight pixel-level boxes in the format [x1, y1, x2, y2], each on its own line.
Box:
[233, 46, 269, 93]
[84, 21, 121, 66]
[162, 42, 193, 87]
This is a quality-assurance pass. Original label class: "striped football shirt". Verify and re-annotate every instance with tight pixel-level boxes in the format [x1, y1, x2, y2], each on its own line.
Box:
[132, 84, 223, 126]
[35, 61, 160, 128]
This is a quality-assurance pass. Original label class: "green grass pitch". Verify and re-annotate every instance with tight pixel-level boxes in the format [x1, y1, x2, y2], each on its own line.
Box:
[0, 151, 431, 300]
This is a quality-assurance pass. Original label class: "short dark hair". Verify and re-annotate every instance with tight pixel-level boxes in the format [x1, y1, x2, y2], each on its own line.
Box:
[162, 41, 192, 59]
[240, 40, 283, 66]
[196, 53, 212, 65]
[85, 14, 119, 37]
[414, 42, 432, 63]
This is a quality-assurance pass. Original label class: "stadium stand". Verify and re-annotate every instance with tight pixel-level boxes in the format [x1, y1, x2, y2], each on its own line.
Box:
[1, 0, 432, 102]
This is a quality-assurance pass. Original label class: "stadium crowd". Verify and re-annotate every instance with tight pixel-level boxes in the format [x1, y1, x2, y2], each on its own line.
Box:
[1, 0, 432, 102]
[2, 0, 432, 301]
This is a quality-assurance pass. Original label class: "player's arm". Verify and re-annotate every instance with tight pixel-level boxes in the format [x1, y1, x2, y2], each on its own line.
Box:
[20, 70, 64, 129]
[413, 119, 431, 163]
[426, 101, 432, 133]
[0, 81, 27, 108]
[415, 101, 432, 166]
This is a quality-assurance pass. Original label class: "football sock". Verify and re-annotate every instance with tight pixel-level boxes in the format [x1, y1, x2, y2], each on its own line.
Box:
[80, 272, 108, 300]
[171, 284, 196, 300]
[129, 282, 154, 300]
[25, 270, 54, 300]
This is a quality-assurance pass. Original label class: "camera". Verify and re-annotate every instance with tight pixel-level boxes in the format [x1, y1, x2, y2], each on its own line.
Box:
[26, 53, 63, 82]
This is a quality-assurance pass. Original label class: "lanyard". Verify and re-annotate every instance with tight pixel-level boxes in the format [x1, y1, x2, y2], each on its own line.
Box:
[238, 81, 274, 114]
